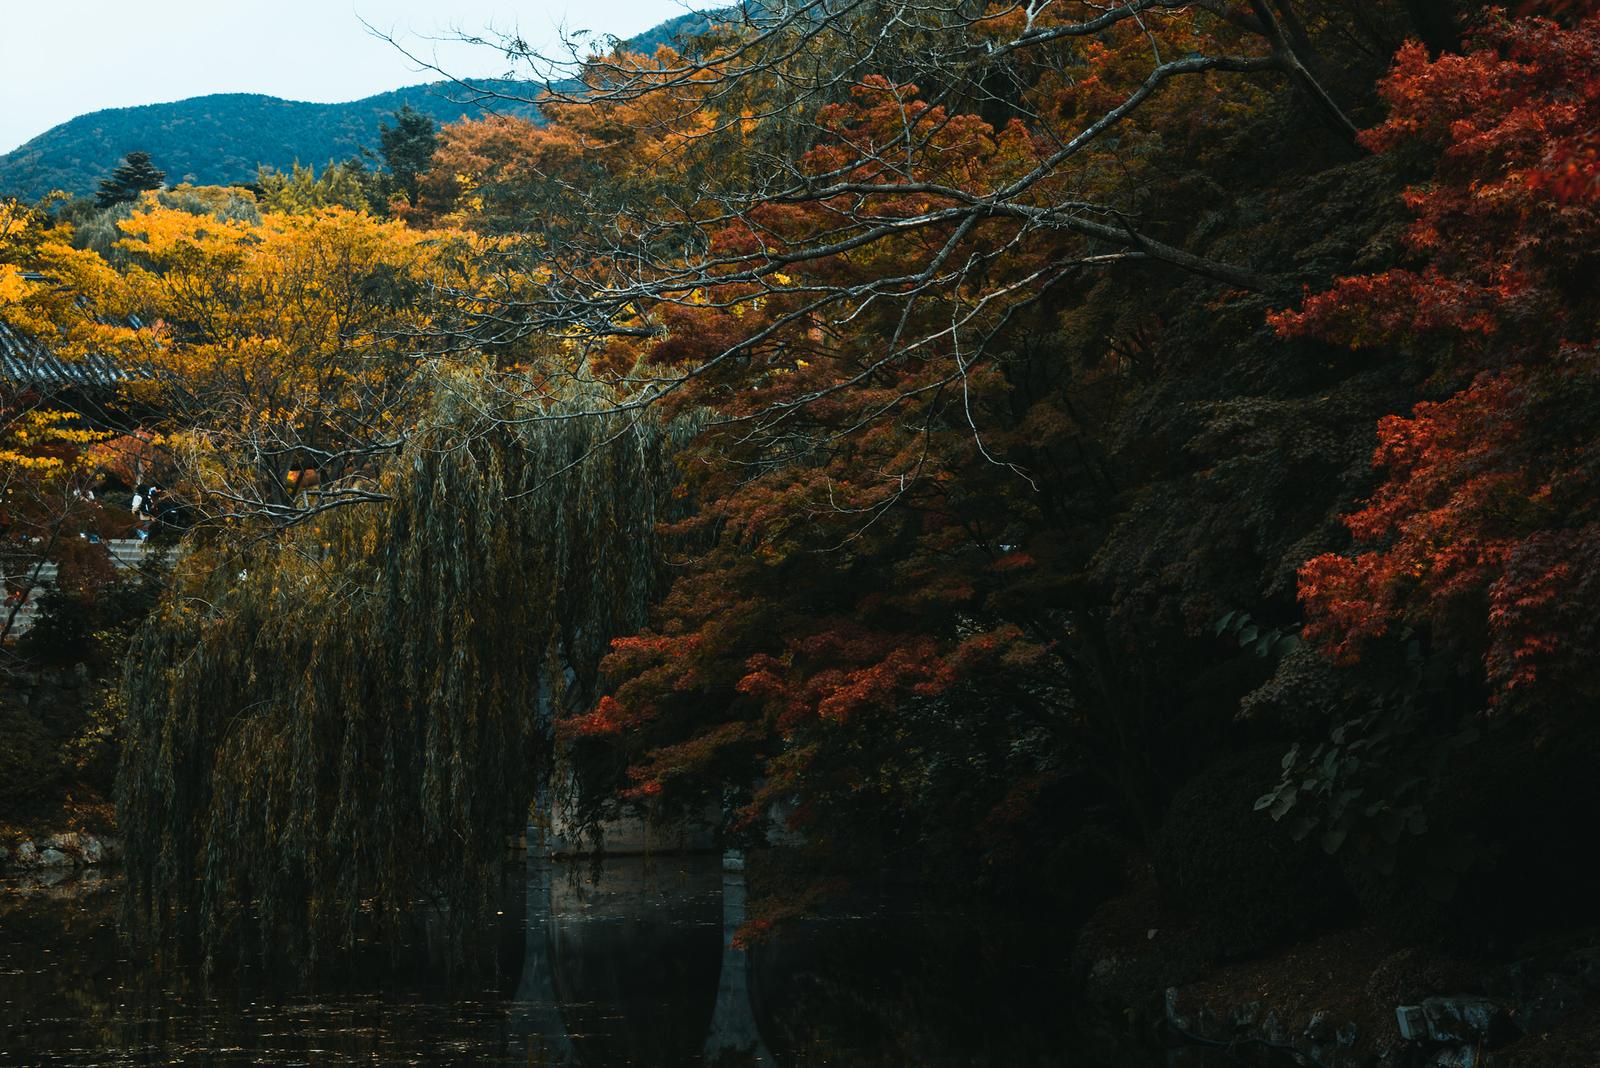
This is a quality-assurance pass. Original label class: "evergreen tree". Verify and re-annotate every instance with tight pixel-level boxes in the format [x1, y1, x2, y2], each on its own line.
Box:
[94, 151, 165, 208]
[378, 105, 438, 206]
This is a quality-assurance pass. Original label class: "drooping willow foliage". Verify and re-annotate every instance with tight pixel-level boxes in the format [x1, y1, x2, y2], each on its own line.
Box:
[117, 371, 688, 971]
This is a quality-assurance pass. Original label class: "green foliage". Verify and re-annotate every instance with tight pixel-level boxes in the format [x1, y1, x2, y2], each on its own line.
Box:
[1158, 747, 1352, 958]
[1254, 635, 1483, 901]
[0, 85, 540, 202]
[0, 554, 171, 807]
[257, 161, 371, 214]
[94, 151, 165, 209]
[17, 552, 172, 669]
[147, 183, 261, 222]
[116, 373, 685, 971]
[0, 708, 61, 806]
[1213, 610, 1302, 660]
[378, 106, 439, 206]
[60, 200, 135, 261]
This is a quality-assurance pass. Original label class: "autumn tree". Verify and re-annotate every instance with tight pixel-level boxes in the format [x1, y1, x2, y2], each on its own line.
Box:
[414, 0, 1477, 363]
[415, 114, 583, 232]
[112, 197, 478, 529]
[417, 2, 1445, 853]
[0, 197, 137, 353]
[1218, 7, 1600, 914]
[1280, 9, 1600, 707]
[0, 198, 141, 653]
[257, 160, 372, 214]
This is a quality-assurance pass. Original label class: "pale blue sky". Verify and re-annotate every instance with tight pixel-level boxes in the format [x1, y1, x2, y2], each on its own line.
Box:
[0, 0, 696, 153]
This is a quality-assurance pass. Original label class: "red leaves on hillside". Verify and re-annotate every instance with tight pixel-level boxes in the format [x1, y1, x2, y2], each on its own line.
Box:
[1284, 11, 1600, 705]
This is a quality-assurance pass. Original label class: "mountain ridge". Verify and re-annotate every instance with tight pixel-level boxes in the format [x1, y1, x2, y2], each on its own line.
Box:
[0, 9, 715, 201]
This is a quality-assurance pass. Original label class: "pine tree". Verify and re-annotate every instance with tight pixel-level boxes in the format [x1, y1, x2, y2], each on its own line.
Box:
[95, 151, 165, 208]
[378, 105, 438, 205]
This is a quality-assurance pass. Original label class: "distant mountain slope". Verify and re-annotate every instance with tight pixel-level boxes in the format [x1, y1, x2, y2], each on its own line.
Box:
[0, 9, 719, 201]
[0, 82, 542, 201]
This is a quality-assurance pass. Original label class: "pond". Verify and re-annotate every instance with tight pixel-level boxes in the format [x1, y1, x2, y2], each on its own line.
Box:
[1, 855, 1183, 1066]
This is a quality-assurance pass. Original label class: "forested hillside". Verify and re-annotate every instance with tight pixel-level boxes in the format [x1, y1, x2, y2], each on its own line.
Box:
[0, 10, 718, 201]
[0, 84, 535, 200]
[5, 2, 1600, 1064]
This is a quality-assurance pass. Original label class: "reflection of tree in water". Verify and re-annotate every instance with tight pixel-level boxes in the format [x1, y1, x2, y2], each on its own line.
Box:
[0, 880, 126, 1053]
[2, 859, 1143, 1065]
[510, 855, 1105, 1068]
[508, 855, 576, 1062]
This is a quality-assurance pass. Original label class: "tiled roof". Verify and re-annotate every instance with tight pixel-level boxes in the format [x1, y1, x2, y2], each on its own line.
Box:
[0, 319, 144, 392]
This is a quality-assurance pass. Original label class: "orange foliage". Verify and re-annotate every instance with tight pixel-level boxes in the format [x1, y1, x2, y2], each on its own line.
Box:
[1281, 10, 1600, 703]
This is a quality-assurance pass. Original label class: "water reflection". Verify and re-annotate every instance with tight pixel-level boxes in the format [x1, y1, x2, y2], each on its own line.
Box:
[704, 863, 772, 1065]
[0, 855, 1164, 1066]
[514, 855, 723, 1066]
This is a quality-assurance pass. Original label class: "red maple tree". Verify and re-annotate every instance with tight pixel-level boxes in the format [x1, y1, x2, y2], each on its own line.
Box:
[1278, 8, 1600, 703]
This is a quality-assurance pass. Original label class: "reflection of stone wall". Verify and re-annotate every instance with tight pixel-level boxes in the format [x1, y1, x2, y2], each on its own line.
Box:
[510, 855, 729, 1067]
[551, 857, 723, 1067]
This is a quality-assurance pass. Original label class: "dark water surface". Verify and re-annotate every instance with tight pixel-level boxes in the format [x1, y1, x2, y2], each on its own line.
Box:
[1, 856, 1166, 1066]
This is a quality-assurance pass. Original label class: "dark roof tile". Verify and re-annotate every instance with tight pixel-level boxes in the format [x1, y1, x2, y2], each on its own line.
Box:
[0, 320, 142, 391]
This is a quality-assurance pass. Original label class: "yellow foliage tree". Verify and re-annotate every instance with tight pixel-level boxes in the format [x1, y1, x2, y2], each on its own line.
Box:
[113, 199, 480, 527]
[0, 197, 137, 355]
[1, 198, 140, 644]
[257, 161, 372, 215]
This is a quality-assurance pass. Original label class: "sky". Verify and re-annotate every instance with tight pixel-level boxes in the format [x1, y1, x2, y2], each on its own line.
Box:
[0, 0, 697, 154]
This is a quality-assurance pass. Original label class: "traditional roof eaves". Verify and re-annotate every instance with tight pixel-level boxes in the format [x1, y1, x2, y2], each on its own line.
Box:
[0, 320, 144, 391]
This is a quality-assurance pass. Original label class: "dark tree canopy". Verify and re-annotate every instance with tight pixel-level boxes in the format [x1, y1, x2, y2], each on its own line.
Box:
[378, 104, 439, 205]
[94, 150, 166, 208]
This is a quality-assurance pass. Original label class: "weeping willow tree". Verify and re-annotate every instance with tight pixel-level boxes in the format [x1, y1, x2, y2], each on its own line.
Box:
[117, 371, 686, 971]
